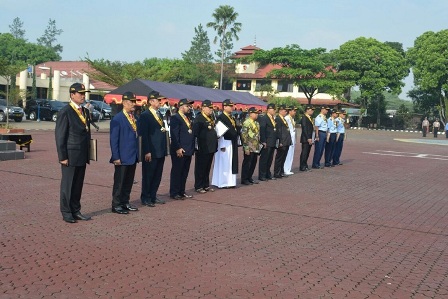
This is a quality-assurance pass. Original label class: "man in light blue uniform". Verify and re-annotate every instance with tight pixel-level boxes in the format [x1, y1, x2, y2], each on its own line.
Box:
[332, 110, 346, 166]
[324, 109, 338, 167]
[312, 105, 329, 169]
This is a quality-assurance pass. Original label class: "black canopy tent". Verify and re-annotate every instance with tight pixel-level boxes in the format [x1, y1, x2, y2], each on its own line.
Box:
[104, 79, 267, 110]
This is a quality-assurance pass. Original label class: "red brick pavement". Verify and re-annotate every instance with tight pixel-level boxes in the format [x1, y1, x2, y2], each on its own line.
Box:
[1, 129, 448, 298]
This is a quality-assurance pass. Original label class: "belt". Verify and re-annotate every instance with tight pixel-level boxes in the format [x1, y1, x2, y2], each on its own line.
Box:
[318, 130, 327, 133]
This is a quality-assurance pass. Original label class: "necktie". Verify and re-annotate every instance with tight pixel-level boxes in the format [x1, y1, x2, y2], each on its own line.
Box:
[78, 107, 83, 114]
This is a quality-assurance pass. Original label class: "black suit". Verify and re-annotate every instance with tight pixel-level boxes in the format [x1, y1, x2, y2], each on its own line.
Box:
[258, 114, 277, 179]
[193, 113, 218, 190]
[169, 113, 195, 197]
[55, 104, 91, 220]
[138, 109, 167, 204]
[217, 112, 239, 174]
[273, 115, 292, 177]
[300, 114, 314, 170]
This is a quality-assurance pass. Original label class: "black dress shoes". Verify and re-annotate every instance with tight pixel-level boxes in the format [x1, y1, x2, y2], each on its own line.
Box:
[155, 198, 166, 204]
[241, 180, 252, 185]
[112, 206, 129, 214]
[204, 187, 215, 192]
[182, 193, 193, 198]
[259, 177, 268, 181]
[123, 204, 138, 211]
[249, 179, 259, 184]
[196, 188, 207, 194]
[171, 195, 184, 200]
[145, 202, 156, 207]
[268, 177, 277, 180]
[73, 212, 92, 221]
[63, 217, 77, 223]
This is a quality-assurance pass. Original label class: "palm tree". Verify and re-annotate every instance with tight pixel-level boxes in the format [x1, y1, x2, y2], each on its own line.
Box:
[207, 5, 242, 90]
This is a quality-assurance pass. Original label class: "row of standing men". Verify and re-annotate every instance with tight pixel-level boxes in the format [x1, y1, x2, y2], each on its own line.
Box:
[55, 83, 346, 223]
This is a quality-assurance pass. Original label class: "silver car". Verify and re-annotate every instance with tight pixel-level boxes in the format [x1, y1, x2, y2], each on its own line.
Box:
[0, 99, 24, 122]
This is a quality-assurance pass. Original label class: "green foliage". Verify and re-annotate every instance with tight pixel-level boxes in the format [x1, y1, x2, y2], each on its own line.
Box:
[351, 89, 412, 110]
[247, 44, 353, 104]
[268, 96, 304, 115]
[9, 17, 26, 40]
[335, 37, 409, 100]
[37, 19, 63, 56]
[182, 24, 213, 64]
[407, 29, 448, 123]
[0, 33, 60, 64]
[207, 5, 242, 89]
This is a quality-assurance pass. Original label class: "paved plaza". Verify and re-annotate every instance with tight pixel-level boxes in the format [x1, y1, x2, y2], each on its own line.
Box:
[1, 122, 448, 298]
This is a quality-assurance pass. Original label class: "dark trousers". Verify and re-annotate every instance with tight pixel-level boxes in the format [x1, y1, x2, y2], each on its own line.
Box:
[324, 133, 337, 166]
[258, 146, 275, 179]
[60, 165, 86, 219]
[112, 163, 137, 208]
[300, 142, 312, 170]
[194, 152, 214, 190]
[332, 133, 345, 165]
[312, 131, 327, 167]
[241, 152, 258, 182]
[274, 146, 288, 177]
[170, 154, 192, 197]
[434, 128, 439, 137]
[446, 130, 448, 138]
[141, 157, 165, 203]
[422, 126, 428, 137]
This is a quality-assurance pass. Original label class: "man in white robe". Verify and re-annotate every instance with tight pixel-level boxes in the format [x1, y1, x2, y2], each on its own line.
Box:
[283, 106, 297, 175]
[211, 99, 238, 188]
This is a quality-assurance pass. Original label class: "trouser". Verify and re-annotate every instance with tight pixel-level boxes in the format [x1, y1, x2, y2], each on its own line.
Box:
[300, 142, 312, 170]
[422, 126, 428, 137]
[332, 133, 345, 165]
[170, 154, 192, 197]
[312, 131, 327, 167]
[325, 133, 337, 166]
[446, 130, 448, 138]
[60, 165, 86, 219]
[283, 143, 295, 173]
[141, 157, 165, 203]
[274, 146, 288, 177]
[112, 163, 137, 208]
[194, 152, 214, 190]
[258, 146, 275, 179]
[241, 151, 258, 182]
[434, 128, 439, 137]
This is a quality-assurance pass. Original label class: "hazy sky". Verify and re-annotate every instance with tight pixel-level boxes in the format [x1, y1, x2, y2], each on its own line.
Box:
[1, 0, 447, 99]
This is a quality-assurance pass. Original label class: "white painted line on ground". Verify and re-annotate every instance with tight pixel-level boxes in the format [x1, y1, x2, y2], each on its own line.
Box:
[363, 150, 448, 161]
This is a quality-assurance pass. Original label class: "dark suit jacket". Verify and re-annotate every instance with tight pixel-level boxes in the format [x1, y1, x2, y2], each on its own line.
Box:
[300, 114, 314, 143]
[193, 113, 218, 154]
[275, 115, 292, 147]
[138, 109, 167, 159]
[259, 114, 277, 147]
[109, 111, 138, 165]
[217, 112, 239, 174]
[169, 113, 195, 156]
[55, 104, 91, 167]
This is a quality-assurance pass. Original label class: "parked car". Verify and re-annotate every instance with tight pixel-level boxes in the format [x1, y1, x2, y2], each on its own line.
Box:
[82, 103, 101, 122]
[89, 100, 112, 119]
[0, 99, 25, 122]
[25, 99, 66, 122]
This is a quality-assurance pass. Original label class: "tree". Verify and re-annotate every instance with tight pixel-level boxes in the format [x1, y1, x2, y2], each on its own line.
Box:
[182, 24, 213, 64]
[207, 5, 242, 89]
[9, 17, 26, 40]
[0, 57, 26, 127]
[246, 44, 354, 105]
[181, 24, 216, 87]
[37, 19, 63, 57]
[407, 29, 448, 124]
[333, 37, 409, 126]
[408, 87, 439, 116]
[0, 33, 60, 65]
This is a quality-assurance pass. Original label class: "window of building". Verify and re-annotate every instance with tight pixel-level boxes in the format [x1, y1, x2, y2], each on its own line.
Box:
[255, 80, 272, 91]
[236, 80, 251, 91]
[277, 80, 294, 92]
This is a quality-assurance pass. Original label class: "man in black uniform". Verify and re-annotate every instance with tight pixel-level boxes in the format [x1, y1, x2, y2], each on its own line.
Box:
[55, 83, 92, 223]
[258, 103, 277, 181]
[138, 92, 168, 207]
[193, 100, 218, 194]
[273, 104, 292, 178]
[169, 98, 195, 200]
[299, 105, 315, 171]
